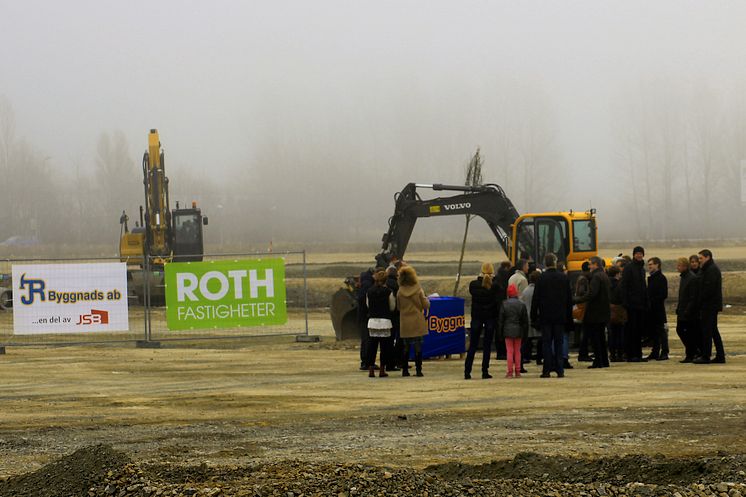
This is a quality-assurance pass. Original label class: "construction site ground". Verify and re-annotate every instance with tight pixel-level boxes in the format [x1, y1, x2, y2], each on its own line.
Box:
[1, 246, 745, 496]
[0, 312, 745, 496]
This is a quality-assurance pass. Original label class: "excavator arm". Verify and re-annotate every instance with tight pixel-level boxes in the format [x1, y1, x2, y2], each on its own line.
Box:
[331, 181, 600, 340]
[143, 129, 171, 258]
[376, 183, 522, 266]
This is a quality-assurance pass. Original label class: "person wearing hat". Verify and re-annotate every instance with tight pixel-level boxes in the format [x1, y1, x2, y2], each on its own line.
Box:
[620, 245, 649, 362]
[464, 262, 501, 379]
[499, 283, 529, 378]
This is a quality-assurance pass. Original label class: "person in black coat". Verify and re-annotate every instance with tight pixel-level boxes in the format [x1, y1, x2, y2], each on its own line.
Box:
[531, 253, 573, 378]
[385, 265, 402, 371]
[494, 261, 512, 360]
[575, 262, 592, 362]
[574, 256, 611, 368]
[646, 257, 669, 361]
[694, 249, 726, 363]
[366, 270, 396, 377]
[620, 246, 649, 362]
[357, 268, 375, 370]
[675, 257, 701, 362]
[607, 265, 626, 362]
[464, 263, 501, 379]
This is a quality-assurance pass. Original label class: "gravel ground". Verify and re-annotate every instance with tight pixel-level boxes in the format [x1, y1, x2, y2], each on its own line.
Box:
[2, 445, 746, 497]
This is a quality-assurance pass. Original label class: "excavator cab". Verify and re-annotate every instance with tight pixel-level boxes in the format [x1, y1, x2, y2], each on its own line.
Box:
[172, 204, 207, 262]
[512, 211, 597, 272]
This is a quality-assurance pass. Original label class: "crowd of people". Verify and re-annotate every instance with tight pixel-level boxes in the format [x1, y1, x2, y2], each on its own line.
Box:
[355, 247, 726, 379]
[357, 261, 430, 377]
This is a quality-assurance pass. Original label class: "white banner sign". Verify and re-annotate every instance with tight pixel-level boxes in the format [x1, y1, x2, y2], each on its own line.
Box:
[12, 263, 129, 335]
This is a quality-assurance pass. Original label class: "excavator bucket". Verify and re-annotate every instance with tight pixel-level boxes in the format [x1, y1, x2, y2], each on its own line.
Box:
[0, 287, 11, 310]
[330, 287, 360, 341]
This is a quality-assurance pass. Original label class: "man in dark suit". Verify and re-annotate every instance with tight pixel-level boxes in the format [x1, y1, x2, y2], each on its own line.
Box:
[694, 249, 726, 364]
[646, 257, 669, 361]
[620, 246, 648, 362]
[531, 253, 573, 378]
[675, 256, 700, 362]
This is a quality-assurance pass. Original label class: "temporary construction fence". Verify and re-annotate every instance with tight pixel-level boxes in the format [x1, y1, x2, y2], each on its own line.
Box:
[0, 251, 309, 348]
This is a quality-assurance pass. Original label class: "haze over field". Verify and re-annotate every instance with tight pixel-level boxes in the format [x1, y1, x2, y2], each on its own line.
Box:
[1, 1, 746, 251]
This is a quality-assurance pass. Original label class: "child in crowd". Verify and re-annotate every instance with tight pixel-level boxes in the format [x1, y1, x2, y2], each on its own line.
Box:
[499, 284, 528, 378]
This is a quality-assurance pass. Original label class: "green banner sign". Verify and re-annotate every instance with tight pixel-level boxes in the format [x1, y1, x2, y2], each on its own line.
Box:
[164, 258, 287, 331]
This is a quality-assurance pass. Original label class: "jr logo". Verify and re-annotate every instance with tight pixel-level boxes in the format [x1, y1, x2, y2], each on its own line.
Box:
[19, 274, 46, 305]
[77, 309, 109, 325]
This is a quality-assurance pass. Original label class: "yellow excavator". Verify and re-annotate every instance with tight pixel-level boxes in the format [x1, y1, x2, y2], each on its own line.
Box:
[331, 183, 601, 339]
[120, 129, 208, 303]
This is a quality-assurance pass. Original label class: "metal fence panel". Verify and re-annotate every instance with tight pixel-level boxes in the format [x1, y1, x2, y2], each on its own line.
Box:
[0, 256, 144, 347]
[0, 251, 309, 348]
[147, 251, 309, 342]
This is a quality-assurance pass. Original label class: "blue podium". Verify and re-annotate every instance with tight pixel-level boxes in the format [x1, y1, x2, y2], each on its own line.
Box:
[411, 296, 466, 359]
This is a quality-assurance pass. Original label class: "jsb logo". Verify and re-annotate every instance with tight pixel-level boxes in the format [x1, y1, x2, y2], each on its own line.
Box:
[443, 203, 471, 211]
[429, 315, 465, 333]
[77, 309, 109, 325]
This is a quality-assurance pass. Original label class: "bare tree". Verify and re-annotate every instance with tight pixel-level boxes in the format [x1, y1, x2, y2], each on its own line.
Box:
[95, 131, 138, 236]
[453, 148, 483, 296]
[689, 88, 723, 237]
[0, 96, 15, 239]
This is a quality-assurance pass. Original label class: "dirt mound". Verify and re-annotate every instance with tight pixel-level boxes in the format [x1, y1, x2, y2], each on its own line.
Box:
[427, 451, 746, 485]
[4, 453, 739, 497]
[92, 459, 746, 497]
[0, 444, 130, 497]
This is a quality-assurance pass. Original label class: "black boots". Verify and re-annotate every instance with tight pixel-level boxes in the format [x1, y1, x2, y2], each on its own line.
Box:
[401, 347, 423, 376]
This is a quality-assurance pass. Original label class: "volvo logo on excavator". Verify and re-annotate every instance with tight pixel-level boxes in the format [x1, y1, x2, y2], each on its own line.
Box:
[443, 202, 471, 211]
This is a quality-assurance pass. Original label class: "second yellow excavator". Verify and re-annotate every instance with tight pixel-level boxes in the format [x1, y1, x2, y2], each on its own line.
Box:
[120, 129, 208, 303]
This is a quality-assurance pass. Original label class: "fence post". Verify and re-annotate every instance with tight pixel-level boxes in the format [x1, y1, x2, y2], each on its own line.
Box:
[295, 249, 318, 342]
[145, 256, 151, 341]
[303, 250, 309, 336]
[136, 255, 160, 348]
[0, 255, 9, 349]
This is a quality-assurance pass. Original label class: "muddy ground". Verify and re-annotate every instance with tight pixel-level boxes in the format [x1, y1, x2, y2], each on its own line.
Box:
[0, 310, 745, 495]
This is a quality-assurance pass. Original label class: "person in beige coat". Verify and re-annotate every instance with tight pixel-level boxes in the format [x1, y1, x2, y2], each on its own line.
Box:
[397, 266, 430, 377]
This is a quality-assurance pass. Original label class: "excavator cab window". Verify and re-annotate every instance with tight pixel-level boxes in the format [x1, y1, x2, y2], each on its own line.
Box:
[515, 218, 535, 262]
[536, 218, 568, 264]
[572, 219, 596, 252]
[173, 210, 204, 262]
[174, 213, 199, 245]
[516, 216, 569, 267]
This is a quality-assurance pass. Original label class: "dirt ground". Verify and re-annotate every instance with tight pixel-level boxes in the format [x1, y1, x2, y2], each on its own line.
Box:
[2, 246, 746, 495]
[0, 310, 745, 495]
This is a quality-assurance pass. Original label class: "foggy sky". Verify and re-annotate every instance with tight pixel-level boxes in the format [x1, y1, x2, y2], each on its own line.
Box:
[2, 1, 746, 246]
